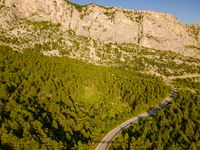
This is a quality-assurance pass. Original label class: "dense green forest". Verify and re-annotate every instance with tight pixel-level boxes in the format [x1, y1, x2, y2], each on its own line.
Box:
[110, 77, 200, 150]
[0, 45, 170, 149]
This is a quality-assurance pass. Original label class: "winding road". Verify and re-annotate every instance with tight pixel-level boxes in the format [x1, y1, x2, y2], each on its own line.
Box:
[96, 89, 177, 150]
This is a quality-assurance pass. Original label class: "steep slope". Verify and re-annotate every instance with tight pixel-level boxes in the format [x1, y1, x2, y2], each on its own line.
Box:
[1, 0, 200, 58]
[110, 77, 200, 150]
[0, 46, 170, 149]
[0, 1, 200, 78]
[0, 1, 199, 149]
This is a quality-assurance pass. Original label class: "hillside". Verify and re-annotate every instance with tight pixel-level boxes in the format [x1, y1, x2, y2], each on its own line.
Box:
[0, 0, 199, 149]
[0, 0, 200, 58]
[0, 1, 200, 78]
[110, 77, 200, 149]
[0, 46, 170, 149]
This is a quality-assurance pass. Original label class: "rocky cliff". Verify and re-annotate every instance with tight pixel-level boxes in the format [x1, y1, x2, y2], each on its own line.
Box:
[0, 0, 200, 58]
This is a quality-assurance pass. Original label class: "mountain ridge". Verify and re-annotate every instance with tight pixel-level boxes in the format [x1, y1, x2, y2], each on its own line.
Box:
[0, 2, 200, 149]
[1, 0, 200, 58]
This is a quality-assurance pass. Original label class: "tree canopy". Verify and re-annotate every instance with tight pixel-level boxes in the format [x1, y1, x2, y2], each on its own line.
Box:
[0, 45, 170, 149]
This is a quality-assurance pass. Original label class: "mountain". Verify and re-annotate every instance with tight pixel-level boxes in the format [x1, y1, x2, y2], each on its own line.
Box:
[0, 1, 200, 149]
[0, 0, 200, 78]
[1, 0, 200, 58]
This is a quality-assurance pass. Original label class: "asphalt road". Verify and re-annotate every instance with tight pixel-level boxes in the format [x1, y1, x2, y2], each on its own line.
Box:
[96, 89, 177, 150]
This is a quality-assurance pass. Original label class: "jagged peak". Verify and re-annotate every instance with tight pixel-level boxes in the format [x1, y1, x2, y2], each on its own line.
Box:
[2, 0, 181, 23]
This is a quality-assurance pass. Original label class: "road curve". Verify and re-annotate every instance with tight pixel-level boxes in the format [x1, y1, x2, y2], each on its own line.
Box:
[96, 89, 177, 150]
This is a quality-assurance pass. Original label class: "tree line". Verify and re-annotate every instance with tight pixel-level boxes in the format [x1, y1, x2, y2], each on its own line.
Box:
[0, 45, 170, 149]
[110, 77, 200, 150]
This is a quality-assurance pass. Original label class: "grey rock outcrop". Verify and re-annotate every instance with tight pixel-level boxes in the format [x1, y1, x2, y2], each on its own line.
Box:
[1, 0, 200, 58]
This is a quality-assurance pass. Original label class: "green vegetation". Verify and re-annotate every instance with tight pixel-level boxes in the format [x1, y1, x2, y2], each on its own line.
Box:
[0, 45, 170, 149]
[0, 4, 199, 150]
[135, 13, 143, 23]
[110, 77, 200, 150]
[189, 25, 200, 41]
[123, 11, 143, 23]
[185, 45, 200, 51]
[0, 15, 199, 78]
[146, 34, 160, 42]
[172, 77, 200, 92]
[25, 20, 61, 30]
[66, 1, 86, 12]
[104, 12, 113, 16]
[95, 42, 200, 76]
[103, 11, 116, 21]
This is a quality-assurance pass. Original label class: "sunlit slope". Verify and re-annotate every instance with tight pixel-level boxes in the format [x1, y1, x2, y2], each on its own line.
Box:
[110, 77, 200, 150]
[0, 46, 170, 149]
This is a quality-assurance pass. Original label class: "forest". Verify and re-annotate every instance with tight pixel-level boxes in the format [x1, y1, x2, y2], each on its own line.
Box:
[110, 77, 200, 150]
[0, 45, 170, 149]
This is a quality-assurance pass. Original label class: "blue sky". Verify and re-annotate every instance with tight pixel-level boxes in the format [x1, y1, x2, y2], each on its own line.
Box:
[70, 0, 200, 24]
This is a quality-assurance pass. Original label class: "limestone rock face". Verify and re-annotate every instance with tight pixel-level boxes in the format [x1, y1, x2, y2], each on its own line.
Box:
[1, 0, 200, 58]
